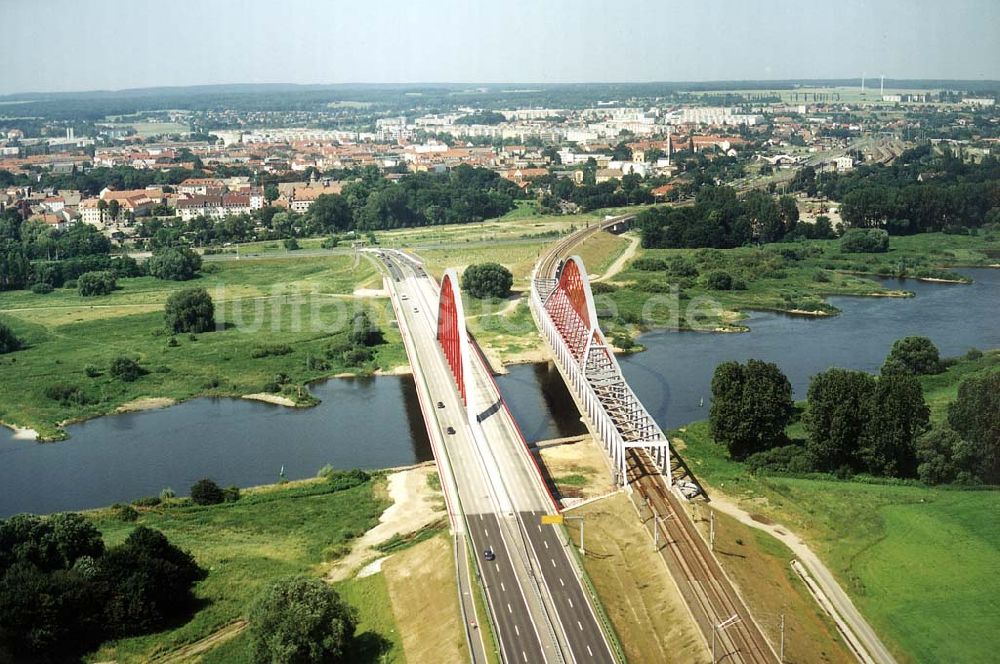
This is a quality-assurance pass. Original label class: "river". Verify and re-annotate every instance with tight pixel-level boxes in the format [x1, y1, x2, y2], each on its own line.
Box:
[1, 268, 996, 517]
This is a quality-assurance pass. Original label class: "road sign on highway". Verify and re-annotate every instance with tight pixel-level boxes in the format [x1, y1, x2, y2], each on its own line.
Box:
[540, 514, 564, 525]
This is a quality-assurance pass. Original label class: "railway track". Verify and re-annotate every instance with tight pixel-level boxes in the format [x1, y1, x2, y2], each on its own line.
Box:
[627, 448, 777, 663]
[535, 213, 637, 280]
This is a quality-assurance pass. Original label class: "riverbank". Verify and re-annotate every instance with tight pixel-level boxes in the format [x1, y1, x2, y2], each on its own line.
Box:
[0, 255, 409, 439]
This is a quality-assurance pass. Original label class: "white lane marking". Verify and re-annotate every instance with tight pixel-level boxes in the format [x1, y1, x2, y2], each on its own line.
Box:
[543, 540, 549, 549]
[551, 558, 556, 568]
[537, 525, 542, 532]
[577, 620, 583, 631]
[587, 645, 594, 656]
[514, 625, 520, 636]
[522, 652, 528, 662]
[507, 603, 512, 614]
[483, 529, 488, 536]
[479, 514, 484, 520]
[559, 578, 565, 587]
[501, 582, 506, 592]
[495, 564, 500, 573]
[568, 597, 574, 608]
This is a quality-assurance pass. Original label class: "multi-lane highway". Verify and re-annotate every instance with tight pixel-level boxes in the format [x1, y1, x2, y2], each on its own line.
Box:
[376, 250, 617, 664]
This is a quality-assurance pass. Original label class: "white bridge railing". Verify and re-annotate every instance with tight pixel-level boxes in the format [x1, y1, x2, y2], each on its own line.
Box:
[530, 260, 670, 487]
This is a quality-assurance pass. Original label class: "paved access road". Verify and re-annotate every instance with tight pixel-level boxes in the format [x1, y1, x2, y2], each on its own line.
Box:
[381, 250, 616, 664]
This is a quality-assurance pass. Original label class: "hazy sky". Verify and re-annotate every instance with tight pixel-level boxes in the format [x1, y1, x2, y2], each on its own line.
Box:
[6, 0, 999, 94]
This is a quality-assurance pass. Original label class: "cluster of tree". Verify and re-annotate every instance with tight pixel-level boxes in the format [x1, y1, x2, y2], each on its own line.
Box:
[535, 171, 655, 213]
[454, 110, 507, 125]
[710, 338, 975, 481]
[147, 246, 202, 280]
[461, 262, 514, 299]
[164, 288, 215, 333]
[917, 369, 999, 485]
[0, 164, 205, 196]
[0, 514, 205, 660]
[77, 270, 117, 296]
[840, 228, 890, 253]
[322, 310, 384, 369]
[639, 186, 800, 249]
[792, 147, 1000, 235]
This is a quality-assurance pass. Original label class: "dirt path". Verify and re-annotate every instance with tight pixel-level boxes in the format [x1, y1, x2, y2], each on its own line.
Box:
[708, 493, 898, 664]
[593, 233, 639, 282]
[151, 620, 247, 664]
[326, 464, 445, 582]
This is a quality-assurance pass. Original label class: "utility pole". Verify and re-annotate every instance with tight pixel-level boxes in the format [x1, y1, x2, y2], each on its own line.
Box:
[712, 614, 741, 664]
[780, 613, 785, 662]
[564, 515, 585, 556]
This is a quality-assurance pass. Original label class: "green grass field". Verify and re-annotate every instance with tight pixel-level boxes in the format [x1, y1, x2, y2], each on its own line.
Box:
[675, 351, 1000, 664]
[0, 255, 406, 438]
[604, 232, 1000, 334]
[85, 477, 395, 663]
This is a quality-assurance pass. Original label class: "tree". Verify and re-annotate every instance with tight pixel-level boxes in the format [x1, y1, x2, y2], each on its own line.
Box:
[710, 360, 794, 459]
[860, 375, 928, 477]
[147, 246, 202, 281]
[840, 228, 889, 253]
[461, 262, 513, 299]
[264, 184, 279, 203]
[107, 199, 120, 224]
[804, 368, 877, 473]
[248, 576, 357, 664]
[307, 194, 353, 234]
[881, 336, 942, 376]
[77, 270, 117, 296]
[190, 478, 225, 505]
[948, 371, 1000, 484]
[164, 288, 215, 333]
[0, 322, 22, 354]
[109, 356, 143, 382]
[705, 270, 734, 290]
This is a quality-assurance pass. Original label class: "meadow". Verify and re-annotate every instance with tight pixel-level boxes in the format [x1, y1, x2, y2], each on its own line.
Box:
[85, 476, 396, 663]
[602, 231, 1000, 334]
[0, 254, 404, 438]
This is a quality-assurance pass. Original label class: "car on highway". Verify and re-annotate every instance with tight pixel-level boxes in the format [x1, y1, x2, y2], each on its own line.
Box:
[446, 426, 456, 435]
[401, 294, 408, 300]
[436, 401, 445, 409]
[413, 307, 419, 313]
[483, 548, 495, 561]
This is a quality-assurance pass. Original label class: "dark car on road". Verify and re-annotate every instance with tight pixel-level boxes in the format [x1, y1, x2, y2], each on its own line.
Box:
[484, 548, 495, 561]
[446, 426, 456, 434]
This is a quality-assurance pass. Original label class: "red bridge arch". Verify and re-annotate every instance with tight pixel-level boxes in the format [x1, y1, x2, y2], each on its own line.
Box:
[437, 269, 471, 404]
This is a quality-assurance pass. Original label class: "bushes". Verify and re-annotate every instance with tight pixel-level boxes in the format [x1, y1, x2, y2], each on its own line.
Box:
[0, 322, 23, 354]
[147, 246, 202, 281]
[44, 382, 92, 405]
[251, 343, 293, 358]
[77, 270, 117, 296]
[30, 282, 54, 294]
[461, 262, 513, 299]
[190, 478, 225, 505]
[840, 228, 889, 253]
[705, 270, 735, 290]
[283, 238, 300, 250]
[631, 257, 667, 271]
[325, 468, 371, 491]
[164, 288, 215, 333]
[109, 355, 143, 382]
